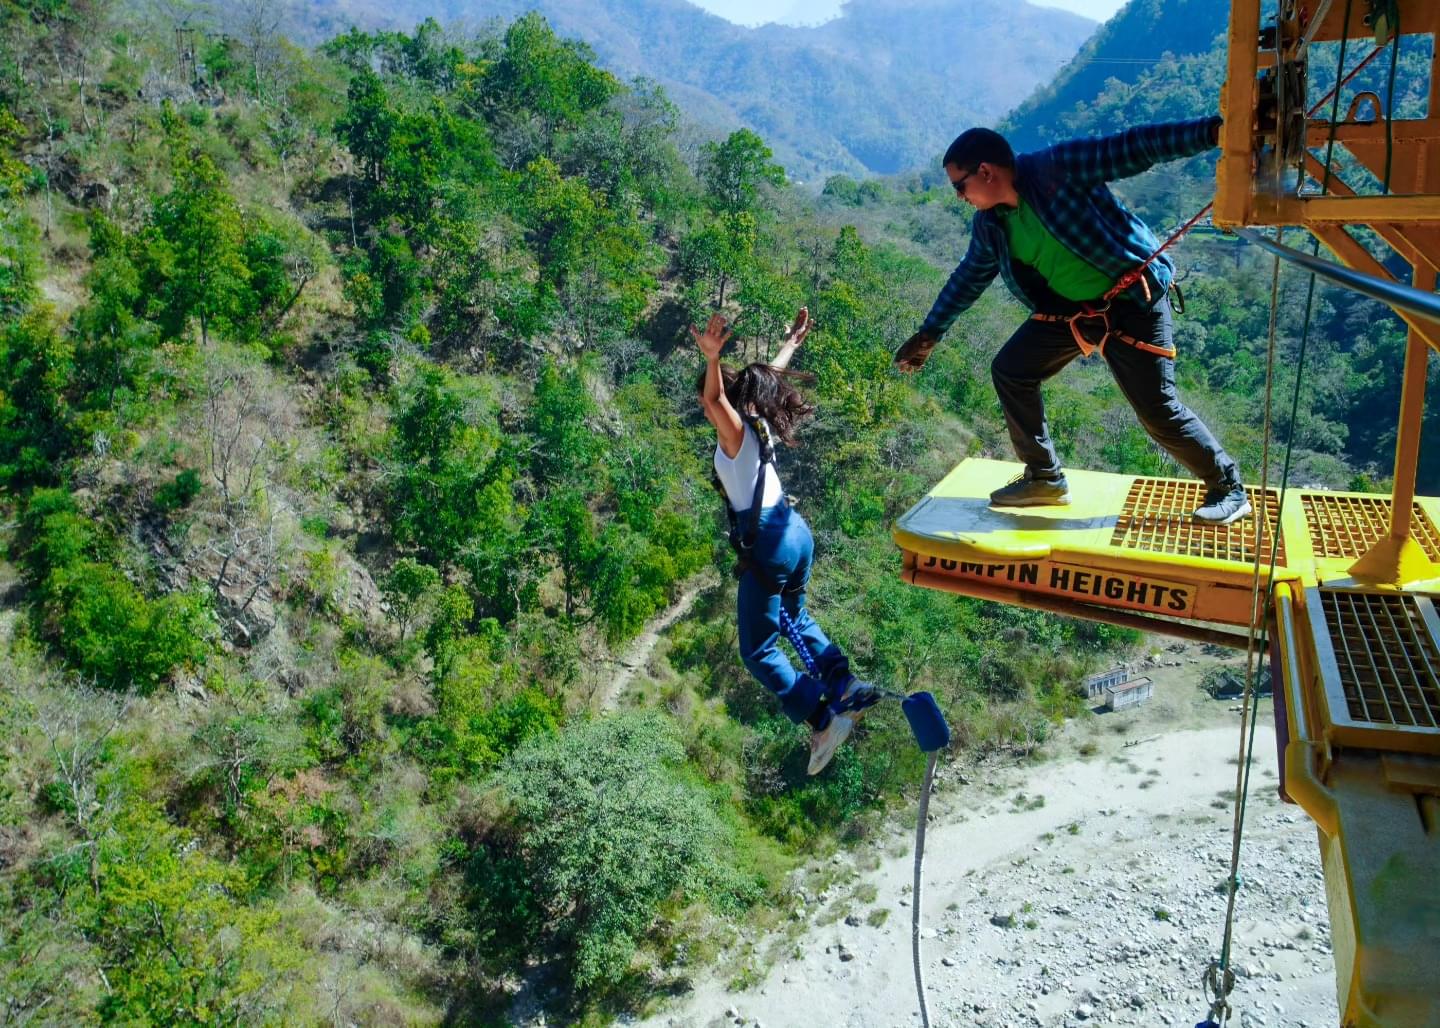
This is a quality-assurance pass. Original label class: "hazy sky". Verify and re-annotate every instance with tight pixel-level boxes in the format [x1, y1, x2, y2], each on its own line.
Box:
[688, 0, 1128, 27]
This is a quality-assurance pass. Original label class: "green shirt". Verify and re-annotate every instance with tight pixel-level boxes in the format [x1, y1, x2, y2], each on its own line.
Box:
[999, 197, 1114, 302]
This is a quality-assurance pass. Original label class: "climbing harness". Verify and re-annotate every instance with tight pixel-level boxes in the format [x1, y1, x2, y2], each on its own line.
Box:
[711, 415, 804, 598]
[1029, 304, 1178, 359]
[1027, 170, 1221, 364]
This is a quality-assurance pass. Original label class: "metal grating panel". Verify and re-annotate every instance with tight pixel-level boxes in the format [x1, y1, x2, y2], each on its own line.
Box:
[1110, 479, 1285, 565]
[1303, 493, 1440, 562]
[1322, 591, 1440, 730]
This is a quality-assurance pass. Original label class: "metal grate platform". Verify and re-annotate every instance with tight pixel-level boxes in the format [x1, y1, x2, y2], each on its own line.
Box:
[1303, 494, 1440, 562]
[1322, 590, 1440, 731]
[1110, 479, 1285, 565]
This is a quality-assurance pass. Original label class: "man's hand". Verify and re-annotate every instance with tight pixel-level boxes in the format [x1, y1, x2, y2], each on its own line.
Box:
[690, 314, 731, 360]
[893, 330, 938, 372]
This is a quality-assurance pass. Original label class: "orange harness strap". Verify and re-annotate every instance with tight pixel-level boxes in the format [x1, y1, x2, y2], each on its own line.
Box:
[1029, 307, 1178, 360]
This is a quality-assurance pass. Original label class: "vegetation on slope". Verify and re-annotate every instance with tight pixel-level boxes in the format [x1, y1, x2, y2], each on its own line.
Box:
[1, 3, 1433, 1023]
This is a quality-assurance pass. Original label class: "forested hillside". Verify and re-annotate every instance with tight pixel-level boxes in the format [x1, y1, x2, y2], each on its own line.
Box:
[1003, 0, 1230, 152]
[1, 2, 1436, 1025]
[277, 0, 1097, 179]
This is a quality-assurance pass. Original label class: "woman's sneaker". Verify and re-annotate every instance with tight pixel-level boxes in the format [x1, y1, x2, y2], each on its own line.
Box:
[808, 713, 854, 776]
[1193, 482, 1252, 525]
[807, 679, 884, 776]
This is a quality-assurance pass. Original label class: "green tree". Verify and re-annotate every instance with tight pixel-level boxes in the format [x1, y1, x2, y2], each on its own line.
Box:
[15, 491, 211, 689]
[424, 582, 473, 678]
[460, 474, 534, 623]
[532, 488, 595, 618]
[0, 308, 75, 488]
[72, 212, 154, 413]
[493, 714, 741, 991]
[335, 69, 395, 187]
[141, 110, 251, 345]
[700, 128, 785, 216]
[586, 523, 673, 644]
[486, 13, 620, 157]
[47, 563, 212, 691]
[526, 358, 599, 486]
[381, 556, 440, 642]
[679, 212, 756, 309]
[387, 365, 517, 567]
[0, 105, 39, 317]
[86, 804, 308, 1023]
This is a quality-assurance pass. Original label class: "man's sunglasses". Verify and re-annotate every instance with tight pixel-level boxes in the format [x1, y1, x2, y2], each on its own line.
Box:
[951, 168, 976, 195]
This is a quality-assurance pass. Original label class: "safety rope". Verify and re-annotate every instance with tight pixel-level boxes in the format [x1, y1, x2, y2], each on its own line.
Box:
[784, 605, 938, 1026]
[1203, 227, 1284, 1028]
[1205, 11, 1294, 1022]
[779, 607, 821, 677]
[912, 751, 939, 1028]
[1202, 9, 1352, 1021]
[1382, 4, 1401, 194]
[1102, 203, 1216, 303]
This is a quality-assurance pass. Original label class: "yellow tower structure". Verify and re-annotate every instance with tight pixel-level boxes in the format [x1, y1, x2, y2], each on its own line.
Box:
[893, 3, 1440, 1024]
[1215, 3, 1440, 1024]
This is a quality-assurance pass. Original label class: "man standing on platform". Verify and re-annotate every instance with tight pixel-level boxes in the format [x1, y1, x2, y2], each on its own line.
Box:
[894, 118, 1251, 525]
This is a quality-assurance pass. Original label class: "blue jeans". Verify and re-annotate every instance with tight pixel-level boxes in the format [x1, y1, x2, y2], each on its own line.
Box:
[736, 503, 851, 725]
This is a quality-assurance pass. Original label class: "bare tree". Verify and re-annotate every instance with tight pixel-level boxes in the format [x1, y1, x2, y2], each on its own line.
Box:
[230, 0, 287, 100]
[203, 363, 276, 511]
[33, 0, 115, 135]
[319, 961, 354, 1028]
[38, 685, 134, 897]
[262, 106, 302, 180]
[197, 354, 296, 637]
[185, 691, 300, 814]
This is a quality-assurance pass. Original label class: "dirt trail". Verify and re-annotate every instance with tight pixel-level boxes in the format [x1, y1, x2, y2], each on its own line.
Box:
[593, 570, 718, 713]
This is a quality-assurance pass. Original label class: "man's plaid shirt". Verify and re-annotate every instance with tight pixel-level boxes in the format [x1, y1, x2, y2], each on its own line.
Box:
[920, 116, 1221, 339]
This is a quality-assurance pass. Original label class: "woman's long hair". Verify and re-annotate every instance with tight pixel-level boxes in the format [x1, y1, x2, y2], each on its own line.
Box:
[697, 362, 816, 447]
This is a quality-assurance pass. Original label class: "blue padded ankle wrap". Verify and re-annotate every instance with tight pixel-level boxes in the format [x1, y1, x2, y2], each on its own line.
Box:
[902, 692, 950, 753]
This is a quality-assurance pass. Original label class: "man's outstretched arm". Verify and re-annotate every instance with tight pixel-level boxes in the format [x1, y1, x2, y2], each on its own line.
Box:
[896, 225, 1001, 370]
[1047, 116, 1222, 185]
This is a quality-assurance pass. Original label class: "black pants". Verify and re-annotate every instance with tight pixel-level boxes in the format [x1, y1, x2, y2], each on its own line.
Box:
[990, 297, 1239, 489]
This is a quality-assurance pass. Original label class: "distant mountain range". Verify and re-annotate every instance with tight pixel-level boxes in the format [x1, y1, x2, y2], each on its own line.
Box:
[1002, 0, 1230, 151]
[288, 0, 1097, 181]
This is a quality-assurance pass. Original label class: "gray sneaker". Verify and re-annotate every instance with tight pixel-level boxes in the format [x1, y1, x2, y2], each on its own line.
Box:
[989, 472, 1071, 508]
[807, 713, 854, 776]
[807, 678, 883, 775]
[1193, 483, 1252, 525]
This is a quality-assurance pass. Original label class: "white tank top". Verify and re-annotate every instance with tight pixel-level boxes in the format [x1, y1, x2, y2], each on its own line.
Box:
[714, 419, 784, 512]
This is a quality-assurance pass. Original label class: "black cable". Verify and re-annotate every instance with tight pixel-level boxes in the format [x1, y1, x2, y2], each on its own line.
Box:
[1382, 6, 1401, 194]
[911, 751, 938, 1028]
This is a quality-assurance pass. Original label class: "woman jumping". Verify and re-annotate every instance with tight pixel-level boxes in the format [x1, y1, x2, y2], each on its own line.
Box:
[693, 308, 880, 775]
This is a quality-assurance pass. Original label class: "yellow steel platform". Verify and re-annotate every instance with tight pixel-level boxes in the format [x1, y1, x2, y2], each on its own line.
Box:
[896, 457, 1440, 1026]
[894, 458, 1294, 638]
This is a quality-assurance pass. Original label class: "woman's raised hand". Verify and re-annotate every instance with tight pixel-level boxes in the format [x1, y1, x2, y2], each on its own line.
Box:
[783, 306, 812, 346]
[690, 314, 731, 359]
